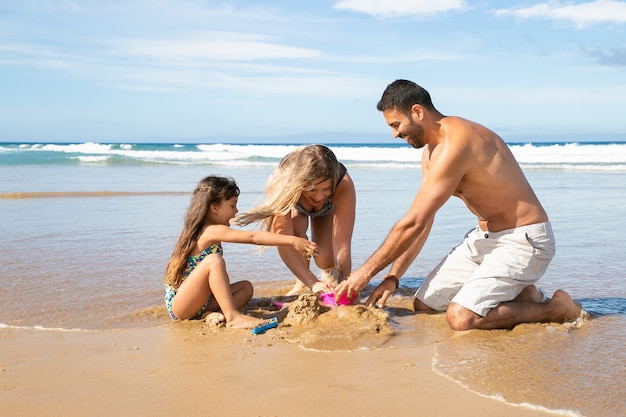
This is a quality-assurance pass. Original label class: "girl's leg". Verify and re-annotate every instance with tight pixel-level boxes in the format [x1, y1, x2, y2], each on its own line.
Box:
[207, 280, 253, 311]
[205, 280, 255, 326]
[203, 256, 265, 328]
[170, 256, 215, 320]
[172, 254, 264, 328]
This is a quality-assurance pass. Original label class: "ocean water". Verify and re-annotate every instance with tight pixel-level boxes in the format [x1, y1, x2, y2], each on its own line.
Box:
[1, 141, 625, 416]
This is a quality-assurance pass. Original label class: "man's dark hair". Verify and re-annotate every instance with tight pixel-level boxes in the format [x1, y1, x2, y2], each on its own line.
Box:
[376, 79, 435, 113]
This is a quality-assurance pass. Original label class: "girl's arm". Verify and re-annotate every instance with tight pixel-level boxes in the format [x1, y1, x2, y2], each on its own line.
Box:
[201, 224, 317, 255]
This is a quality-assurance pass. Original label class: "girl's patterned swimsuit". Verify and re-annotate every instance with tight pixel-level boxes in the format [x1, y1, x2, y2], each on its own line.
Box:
[165, 243, 223, 320]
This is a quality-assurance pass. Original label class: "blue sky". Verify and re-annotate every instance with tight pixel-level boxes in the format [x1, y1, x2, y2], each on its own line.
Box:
[1, 0, 626, 143]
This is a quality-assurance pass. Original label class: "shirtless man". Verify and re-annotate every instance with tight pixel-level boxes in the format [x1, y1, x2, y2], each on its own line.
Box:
[335, 79, 581, 330]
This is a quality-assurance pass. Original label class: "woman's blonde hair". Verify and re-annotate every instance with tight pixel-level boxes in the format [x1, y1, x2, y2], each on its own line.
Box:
[164, 176, 240, 288]
[237, 145, 341, 230]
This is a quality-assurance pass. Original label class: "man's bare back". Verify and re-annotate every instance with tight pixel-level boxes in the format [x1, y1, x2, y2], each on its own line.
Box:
[425, 116, 549, 232]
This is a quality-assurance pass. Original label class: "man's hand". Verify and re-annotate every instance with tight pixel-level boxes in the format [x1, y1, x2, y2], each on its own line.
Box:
[365, 279, 397, 308]
[334, 268, 371, 303]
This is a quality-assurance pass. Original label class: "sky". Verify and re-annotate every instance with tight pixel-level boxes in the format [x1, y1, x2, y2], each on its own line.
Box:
[1, 0, 626, 144]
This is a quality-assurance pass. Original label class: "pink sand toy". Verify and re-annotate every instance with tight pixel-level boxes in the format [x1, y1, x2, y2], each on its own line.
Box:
[319, 292, 353, 307]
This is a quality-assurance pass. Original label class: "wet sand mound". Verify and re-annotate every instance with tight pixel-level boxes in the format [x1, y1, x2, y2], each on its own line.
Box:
[275, 293, 395, 351]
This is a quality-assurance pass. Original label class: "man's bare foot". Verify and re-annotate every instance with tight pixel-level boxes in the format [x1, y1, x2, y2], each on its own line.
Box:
[286, 279, 307, 296]
[515, 284, 546, 303]
[225, 313, 268, 329]
[548, 290, 583, 322]
[205, 312, 226, 327]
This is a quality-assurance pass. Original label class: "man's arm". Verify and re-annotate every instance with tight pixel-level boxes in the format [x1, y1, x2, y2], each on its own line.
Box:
[338, 190, 438, 294]
[365, 215, 434, 307]
[388, 215, 432, 277]
[336, 131, 470, 298]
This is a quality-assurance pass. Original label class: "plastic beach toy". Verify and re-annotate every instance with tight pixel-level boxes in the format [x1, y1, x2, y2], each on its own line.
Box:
[319, 292, 353, 307]
[251, 317, 279, 335]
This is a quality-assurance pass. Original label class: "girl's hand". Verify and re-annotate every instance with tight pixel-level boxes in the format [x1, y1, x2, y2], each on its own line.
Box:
[293, 237, 318, 260]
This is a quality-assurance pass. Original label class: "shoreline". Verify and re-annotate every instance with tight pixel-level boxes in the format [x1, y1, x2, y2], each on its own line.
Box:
[1, 325, 555, 417]
[0, 191, 189, 199]
[3, 161, 624, 417]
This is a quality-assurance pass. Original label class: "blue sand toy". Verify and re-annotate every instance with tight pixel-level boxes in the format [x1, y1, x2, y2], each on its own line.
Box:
[252, 317, 279, 335]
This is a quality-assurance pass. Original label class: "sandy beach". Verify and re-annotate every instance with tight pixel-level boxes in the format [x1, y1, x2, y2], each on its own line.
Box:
[2, 143, 626, 417]
[1, 322, 554, 417]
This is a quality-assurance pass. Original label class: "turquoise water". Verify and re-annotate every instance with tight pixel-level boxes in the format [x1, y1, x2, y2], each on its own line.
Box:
[1, 141, 625, 416]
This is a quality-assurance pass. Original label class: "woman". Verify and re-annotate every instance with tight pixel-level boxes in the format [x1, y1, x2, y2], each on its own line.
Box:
[237, 145, 356, 295]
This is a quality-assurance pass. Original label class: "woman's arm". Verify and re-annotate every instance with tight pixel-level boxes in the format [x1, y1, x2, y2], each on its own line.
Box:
[331, 173, 356, 279]
[272, 214, 330, 292]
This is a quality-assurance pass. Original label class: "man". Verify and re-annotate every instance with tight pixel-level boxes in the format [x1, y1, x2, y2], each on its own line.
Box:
[335, 79, 581, 330]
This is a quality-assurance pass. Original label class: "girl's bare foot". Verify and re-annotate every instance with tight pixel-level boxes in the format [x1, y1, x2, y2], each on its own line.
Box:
[205, 312, 226, 327]
[548, 290, 583, 322]
[225, 313, 268, 329]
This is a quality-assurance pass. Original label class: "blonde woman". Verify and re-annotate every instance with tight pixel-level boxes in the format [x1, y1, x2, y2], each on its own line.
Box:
[237, 145, 356, 295]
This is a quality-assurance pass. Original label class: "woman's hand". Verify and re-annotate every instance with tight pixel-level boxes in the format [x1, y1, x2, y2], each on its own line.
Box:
[311, 280, 333, 294]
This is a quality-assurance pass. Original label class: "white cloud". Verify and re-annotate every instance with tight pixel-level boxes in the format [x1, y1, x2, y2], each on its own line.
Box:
[116, 35, 321, 62]
[333, 0, 467, 18]
[0, 42, 91, 71]
[0, 32, 325, 94]
[494, 0, 626, 28]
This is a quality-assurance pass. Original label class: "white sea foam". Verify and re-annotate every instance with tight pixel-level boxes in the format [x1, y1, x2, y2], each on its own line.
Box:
[0, 323, 94, 332]
[3, 141, 626, 171]
[74, 155, 111, 163]
[431, 357, 585, 417]
[41, 142, 114, 153]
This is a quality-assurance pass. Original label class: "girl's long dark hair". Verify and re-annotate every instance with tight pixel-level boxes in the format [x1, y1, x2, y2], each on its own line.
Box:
[164, 176, 239, 288]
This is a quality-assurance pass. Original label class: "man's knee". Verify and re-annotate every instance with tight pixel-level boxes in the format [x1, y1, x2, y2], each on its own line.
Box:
[446, 302, 479, 331]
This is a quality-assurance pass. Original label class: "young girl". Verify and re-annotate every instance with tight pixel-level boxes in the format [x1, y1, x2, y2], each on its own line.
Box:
[164, 175, 319, 329]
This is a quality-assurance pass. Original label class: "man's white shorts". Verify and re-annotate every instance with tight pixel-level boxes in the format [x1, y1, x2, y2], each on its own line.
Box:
[414, 222, 555, 317]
